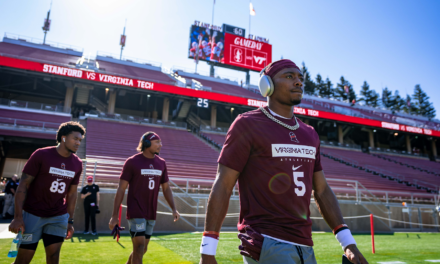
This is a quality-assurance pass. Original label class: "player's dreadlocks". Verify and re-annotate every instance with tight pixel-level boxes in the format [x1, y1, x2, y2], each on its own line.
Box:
[56, 121, 86, 143]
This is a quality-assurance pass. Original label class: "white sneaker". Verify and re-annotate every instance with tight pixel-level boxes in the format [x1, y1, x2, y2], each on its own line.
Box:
[83, 231, 90, 235]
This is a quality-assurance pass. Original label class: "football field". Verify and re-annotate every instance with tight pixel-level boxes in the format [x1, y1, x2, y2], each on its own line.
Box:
[1, 232, 440, 263]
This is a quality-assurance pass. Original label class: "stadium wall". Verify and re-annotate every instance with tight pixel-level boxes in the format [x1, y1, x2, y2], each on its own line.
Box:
[72, 191, 439, 234]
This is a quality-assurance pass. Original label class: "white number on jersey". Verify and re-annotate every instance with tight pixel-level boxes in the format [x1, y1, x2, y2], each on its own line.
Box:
[50, 181, 66, 194]
[149, 178, 155, 190]
[293, 172, 306, 196]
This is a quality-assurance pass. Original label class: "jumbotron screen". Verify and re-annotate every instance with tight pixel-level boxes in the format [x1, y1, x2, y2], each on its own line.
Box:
[188, 25, 272, 72]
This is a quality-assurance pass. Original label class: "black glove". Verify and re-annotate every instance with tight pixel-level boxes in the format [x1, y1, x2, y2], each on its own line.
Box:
[237, 225, 264, 261]
[95, 206, 100, 214]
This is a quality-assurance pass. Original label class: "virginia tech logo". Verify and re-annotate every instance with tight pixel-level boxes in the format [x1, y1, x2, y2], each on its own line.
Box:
[289, 132, 299, 143]
[254, 56, 266, 65]
[149, 164, 154, 169]
[61, 163, 66, 169]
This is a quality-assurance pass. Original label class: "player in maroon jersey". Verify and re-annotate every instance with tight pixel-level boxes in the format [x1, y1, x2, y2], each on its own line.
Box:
[199, 60, 368, 264]
[109, 132, 180, 264]
[9, 121, 85, 264]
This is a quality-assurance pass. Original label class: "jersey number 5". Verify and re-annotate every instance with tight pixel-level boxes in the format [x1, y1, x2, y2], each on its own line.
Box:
[50, 181, 66, 194]
[293, 172, 305, 196]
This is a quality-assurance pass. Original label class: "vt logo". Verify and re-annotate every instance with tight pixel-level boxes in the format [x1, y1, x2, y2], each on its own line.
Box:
[289, 132, 299, 143]
[254, 56, 266, 65]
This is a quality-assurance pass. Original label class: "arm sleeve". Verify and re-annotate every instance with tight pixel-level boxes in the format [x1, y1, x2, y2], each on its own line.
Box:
[120, 159, 133, 182]
[217, 115, 252, 173]
[22, 149, 43, 178]
[314, 143, 323, 172]
[96, 185, 100, 192]
[160, 163, 169, 184]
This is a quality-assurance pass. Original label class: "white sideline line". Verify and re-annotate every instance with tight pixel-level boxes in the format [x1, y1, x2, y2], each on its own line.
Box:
[425, 261, 440, 262]
[0, 228, 16, 239]
[378, 262, 406, 264]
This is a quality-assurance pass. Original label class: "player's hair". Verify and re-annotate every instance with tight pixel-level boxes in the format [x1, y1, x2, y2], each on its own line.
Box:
[56, 121, 86, 144]
[136, 131, 155, 152]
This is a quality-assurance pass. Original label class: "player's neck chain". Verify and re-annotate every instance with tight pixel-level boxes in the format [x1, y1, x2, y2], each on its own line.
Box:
[260, 107, 300, 131]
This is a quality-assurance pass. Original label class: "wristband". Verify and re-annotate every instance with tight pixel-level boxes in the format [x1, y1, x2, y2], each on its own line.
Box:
[203, 231, 220, 239]
[200, 235, 219, 256]
[335, 229, 356, 251]
[332, 224, 348, 235]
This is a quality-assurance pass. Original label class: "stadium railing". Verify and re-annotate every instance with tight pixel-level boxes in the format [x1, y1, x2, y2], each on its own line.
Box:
[0, 98, 71, 114]
[96, 51, 162, 68]
[200, 125, 228, 133]
[80, 158, 438, 206]
[0, 116, 60, 131]
[83, 110, 187, 129]
[4, 33, 84, 53]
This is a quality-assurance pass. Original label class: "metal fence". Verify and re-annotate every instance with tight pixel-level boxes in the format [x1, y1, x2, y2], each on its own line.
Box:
[0, 98, 71, 114]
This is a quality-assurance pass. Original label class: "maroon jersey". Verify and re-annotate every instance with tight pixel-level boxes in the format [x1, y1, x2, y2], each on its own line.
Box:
[22, 146, 82, 217]
[120, 153, 169, 220]
[218, 107, 322, 246]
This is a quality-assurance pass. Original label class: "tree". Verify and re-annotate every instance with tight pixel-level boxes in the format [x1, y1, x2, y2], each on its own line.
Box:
[335, 76, 356, 102]
[301, 62, 316, 95]
[381, 87, 393, 108]
[315, 74, 325, 97]
[359, 81, 379, 107]
[318, 77, 334, 98]
[369, 90, 380, 108]
[390, 90, 405, 112]
[359, 81, 370, 104]
[412, 84, 436, 118]
[402, 94, 416, 114]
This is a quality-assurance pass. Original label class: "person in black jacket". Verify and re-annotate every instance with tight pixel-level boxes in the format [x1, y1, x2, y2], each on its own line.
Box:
[81, 176, 100, 235]
[2, 174, 18, 218]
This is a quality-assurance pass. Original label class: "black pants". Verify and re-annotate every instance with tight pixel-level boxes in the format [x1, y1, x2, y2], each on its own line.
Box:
[84, 202, 96, 232]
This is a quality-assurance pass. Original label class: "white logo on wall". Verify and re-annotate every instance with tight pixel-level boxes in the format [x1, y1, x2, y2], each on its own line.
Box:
[136, 223, 145, 231]
[271, 144, 316, 159]
[254, 56, 266, 65]
[22, 234, 33, 242]
[234, 49, 243, 62]
[141, 169, 162, 176]
[49, 167, 75, 178]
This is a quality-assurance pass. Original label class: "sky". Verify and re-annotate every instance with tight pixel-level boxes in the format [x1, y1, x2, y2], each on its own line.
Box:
[0, 0, 439, 116]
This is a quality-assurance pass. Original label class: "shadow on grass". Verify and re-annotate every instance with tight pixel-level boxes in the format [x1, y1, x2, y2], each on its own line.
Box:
[70, 234, 100, 243]
[117, 242, 125, 248]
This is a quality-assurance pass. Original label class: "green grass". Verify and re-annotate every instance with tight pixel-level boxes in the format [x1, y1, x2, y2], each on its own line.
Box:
[1, 232, 440, 263]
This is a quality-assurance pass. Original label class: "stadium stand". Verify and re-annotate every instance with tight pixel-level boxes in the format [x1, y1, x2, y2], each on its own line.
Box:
[372, 153, 440, 176]
[0, 104, 71, 140]
[0, 37, 82, 65]
[200, 132, 225, 147]
[84, 118, 218, 187]
[321, 146, 440, 193]
[302, 95, 440, 130]
[95, 55, 177, 85]
[175, 70, 265, 100]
